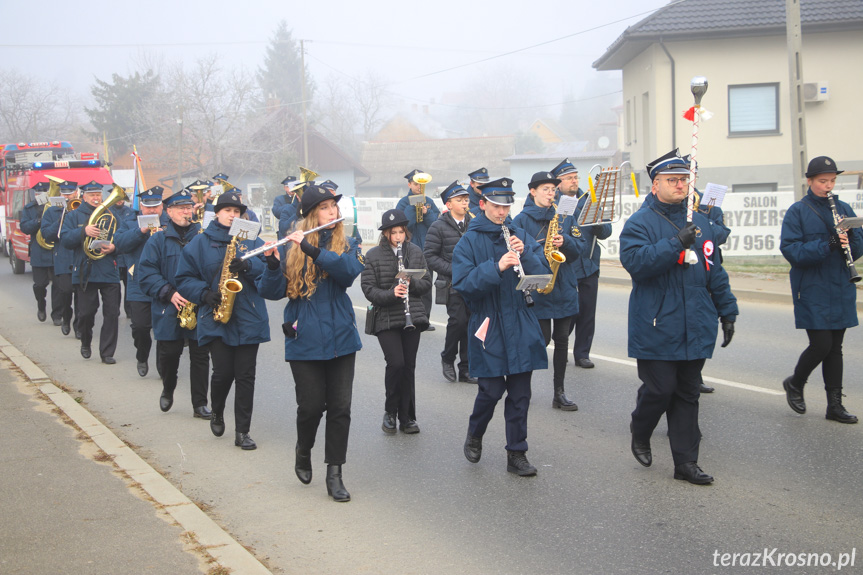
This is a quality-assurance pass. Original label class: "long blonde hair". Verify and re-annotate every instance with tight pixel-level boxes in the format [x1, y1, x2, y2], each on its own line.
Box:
[284, 206, 348, 299]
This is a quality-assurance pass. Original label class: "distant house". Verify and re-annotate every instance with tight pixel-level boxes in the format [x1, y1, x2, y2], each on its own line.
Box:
[528, 118, 575, 144]
[504, 142, 619, 197]
[593, 0, 863, 192]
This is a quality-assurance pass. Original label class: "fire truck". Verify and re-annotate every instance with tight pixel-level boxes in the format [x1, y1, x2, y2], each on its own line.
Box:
[1, 141, 113, 274]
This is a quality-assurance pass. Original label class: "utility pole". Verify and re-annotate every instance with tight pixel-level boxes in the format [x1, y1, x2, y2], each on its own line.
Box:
[176, 105, 184, 192]
[787, 0, 807, 200]
[300, 39, 309, 166]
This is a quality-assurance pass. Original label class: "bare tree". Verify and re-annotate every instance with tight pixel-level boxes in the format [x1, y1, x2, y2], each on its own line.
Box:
[353, 71, 390, 141]
[0, 68, 79, 143]
[315, 76, 360, 154]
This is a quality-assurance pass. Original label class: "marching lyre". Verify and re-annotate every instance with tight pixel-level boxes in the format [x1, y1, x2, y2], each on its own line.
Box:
[576, 163, 624, 228]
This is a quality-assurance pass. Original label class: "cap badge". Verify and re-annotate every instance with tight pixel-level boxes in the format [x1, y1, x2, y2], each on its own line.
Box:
[389, 214, 395, 221]
[825, 159, 832, 166]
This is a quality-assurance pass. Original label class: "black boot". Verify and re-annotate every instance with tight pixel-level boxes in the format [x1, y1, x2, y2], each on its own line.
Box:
[295, 445, 312, 484]
[552, 387, 578, 411]
[37, 303, 47, 322]
[506, 450, 537, 476]
[210, 411, 225, 437]
[159, 389, 174, 412]
[783, 376, 806, 414]
[235, 432, 257, 450]
[826, 389, 858, 424]
[326, 465, 350, 502]
[463, 434, 482, 463]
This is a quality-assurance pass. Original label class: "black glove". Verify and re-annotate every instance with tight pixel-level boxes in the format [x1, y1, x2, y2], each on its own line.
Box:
[828, 234, 842, 252]
[282, 322, 297, 339]
[202, 289, 222, 308]
[157, 284, 176, 303]
[265, 253, 280, 270]
[720, 317, 735, 348]
[676, 223, 698, 249]
[228, 257, 251, 274]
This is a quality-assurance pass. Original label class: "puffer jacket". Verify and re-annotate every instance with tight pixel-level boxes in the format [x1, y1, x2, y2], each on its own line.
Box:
[396, 192, 440, 249]
[362, 239, 431, 333]
[20, 200, 54, 267]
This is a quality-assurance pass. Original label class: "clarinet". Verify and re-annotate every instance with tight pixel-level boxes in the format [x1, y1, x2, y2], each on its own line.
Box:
[826, 191, 862, 283]
[500, 220, 534, 307]
[396, 242, 416, 330]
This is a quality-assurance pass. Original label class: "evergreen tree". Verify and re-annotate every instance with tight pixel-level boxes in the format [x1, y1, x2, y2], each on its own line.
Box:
[256, 21, 314, 115]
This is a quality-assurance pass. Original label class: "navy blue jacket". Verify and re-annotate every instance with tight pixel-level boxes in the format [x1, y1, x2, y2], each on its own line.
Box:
[41, 206, 75, 275]
[278, 202, 300, 240]
[513, 196, 583, 320]
[137, 222, 202, 341]
[60, 202, 120, 285]
[468, 188, 482, 217]
[258, 230, 364, 361]
[113, 203, 135, 268]
[271, 193, 297, 220]
[174, 220, 270, 347]
[20, 201, 54, 268]
[780, 189, 863, 330]
[396, 192, 440, 249]
[452, 213, 550, 377]
[619, 193, 738, 361]
[571, 190, 612, 279]
[113, 211, 158, 302]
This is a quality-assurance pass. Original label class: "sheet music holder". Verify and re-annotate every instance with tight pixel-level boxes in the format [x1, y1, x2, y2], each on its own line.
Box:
[137, 214, 160, 230]
[837, 216, 863, 231]
[701, 183, 727, 209]
[516, 274, 553, 291]
[408, 194, 426, 206]
[228, 218, 261, 240]
[48, 196, 66, 207]
[396, 269, 427, 281]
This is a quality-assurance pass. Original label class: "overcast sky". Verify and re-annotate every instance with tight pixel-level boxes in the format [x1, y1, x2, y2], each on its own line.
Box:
[2, 0, 670, 115]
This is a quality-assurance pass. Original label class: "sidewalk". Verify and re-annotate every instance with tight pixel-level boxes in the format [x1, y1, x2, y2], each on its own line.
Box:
[0, 335, 271, 575]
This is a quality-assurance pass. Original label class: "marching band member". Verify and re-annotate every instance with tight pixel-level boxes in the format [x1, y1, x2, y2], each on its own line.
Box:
[780, 156, 863, 424]
[620, 150, 737, 485]
[513, 172, 584, 411]
[466, 167, 489, 217]
[258, 185, 364, 502]
[453, 178, 550, 477]
[41, 180, 81, 337]
[113, 193, 135, 317]
[112, 186, 164, 377]
[361, 209, 431, 435]
[397, 169, 440, 328]
[207, 173, 260, 223]
[424, 182, 476, 383]
[272, 175, 297, 222]
[20, 182, 58, 324]
[175, 191, 270, 450]
[61, 181, 122, 364]
[137, 190, 212, 420]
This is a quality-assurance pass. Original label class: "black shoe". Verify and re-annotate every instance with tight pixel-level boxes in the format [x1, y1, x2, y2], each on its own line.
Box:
[381, 412, 397, 434]
[37, 308, 47, 322]
[137, 361, 148, 377]
[101, 357, 116, 365]
[552, 388, 579, 411]
[235, 432, 257, 450]
[826, 389, 858, 424]
[193, 406, 212, 419]
[506, 450, 537, 476]
[458, 372, 478, 384]
[575, 358, 595, 368]
[464, 434, 482, 463]
[159, 392, 173, 412]
[441, 360, 457, 382]
[426, 325, 436, 332]
[674, 461, 714, 485]
[399, 420, 420, 434]
[75, 330, 82, 340]
[52, 317, 62, 327]
[80, 345, 91, 359]
[295, 445, 312, 484]
[210, 413, 225, 437]
[326, 464, 350, 502]
[630, 421, 652, 467]
[700, 383, 715, 394]
[783, 376, 806, 414]
[61, 322, 71, 335]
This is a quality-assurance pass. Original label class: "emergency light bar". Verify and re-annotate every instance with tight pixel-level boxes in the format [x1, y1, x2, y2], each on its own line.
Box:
[27, 159, 105, 170]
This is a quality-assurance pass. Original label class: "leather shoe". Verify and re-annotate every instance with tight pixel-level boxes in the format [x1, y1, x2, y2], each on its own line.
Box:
[674, 461, 714, 485]
[235, 432, 257, 450]
[381, 412, 397, 434]
[326, 464, 350, 502]
[552, 388, 579, 411]
[52, 317, 62, 326]
[700, 383, 715, 394]
[442, 359, 457, 382]
[399, 420, 420, 434]
[464, 434, 482, 463]
[101, 357, 116, 365]
[61, 321, 71, 336]
[630, 422, 652, 467]
[426, 325, 436, 332]
[37, 308, 47, 322]
[295, 445, 312, 485]
[458, 372, 478, 384]
[783, 376, 806, 414]
[137, 361, 148, 377]
[159, 392, 173, 412]
[193, 406, 212, 419]
[80, 345, 91, 359]
[575, 358, 595, 368]
[210, 412, 225, 437]
[506, 450, 537, 476]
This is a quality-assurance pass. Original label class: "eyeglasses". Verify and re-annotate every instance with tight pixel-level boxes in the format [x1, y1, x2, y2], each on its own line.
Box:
[663, 177, 690, 186]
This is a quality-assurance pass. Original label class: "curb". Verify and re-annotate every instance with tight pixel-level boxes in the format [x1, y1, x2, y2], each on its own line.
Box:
[0, 334, 272, 575]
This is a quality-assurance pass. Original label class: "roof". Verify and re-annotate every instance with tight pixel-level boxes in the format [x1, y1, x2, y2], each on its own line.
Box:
[504, 141, 615, 163]
[594, 0, 863, 70]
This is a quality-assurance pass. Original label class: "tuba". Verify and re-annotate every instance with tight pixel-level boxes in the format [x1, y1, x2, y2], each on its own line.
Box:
[537, 204, 566, 294]
[83, 184, 125, 260]
[213, 231, 246, 324]
[188, 181, 209, 225]
[35, 175, 66, 250]
[412, 172, 432, 223]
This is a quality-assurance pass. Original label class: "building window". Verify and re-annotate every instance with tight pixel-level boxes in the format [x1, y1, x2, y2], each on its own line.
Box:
[728, 83, 780, 136]
[731, 182, 778, 194]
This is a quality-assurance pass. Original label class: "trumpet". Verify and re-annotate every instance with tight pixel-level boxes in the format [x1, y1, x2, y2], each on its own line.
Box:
[412, 172, 432, 223]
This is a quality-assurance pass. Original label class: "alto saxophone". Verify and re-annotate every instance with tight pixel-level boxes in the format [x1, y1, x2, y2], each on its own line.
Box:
[537, 203, 567, 294]
[177, 302, 197, 330]
[213, 233, 245, 324]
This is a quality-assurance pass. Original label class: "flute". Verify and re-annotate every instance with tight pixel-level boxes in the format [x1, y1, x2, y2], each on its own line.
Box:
[240, 217, 345, 260]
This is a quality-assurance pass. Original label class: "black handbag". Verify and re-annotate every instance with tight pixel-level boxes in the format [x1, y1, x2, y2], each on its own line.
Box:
[434, 276, 450, 305]
[364, 304, 376, 335]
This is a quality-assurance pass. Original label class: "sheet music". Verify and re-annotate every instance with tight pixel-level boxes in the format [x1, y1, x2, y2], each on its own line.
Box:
[395, 269, 427, 281]
[35, 192, 49, 206]
[408, 194, 426, 206]
[516, 274, 553, 291]
[229, 218, 261, 240]
[202, 211, 215, 229]
[702, 183, 727, 209]
[48, 196, 66, 207]
[137, 214, 160, 230]
[837, 216, 863, 231]
[557, 195, 578, 217]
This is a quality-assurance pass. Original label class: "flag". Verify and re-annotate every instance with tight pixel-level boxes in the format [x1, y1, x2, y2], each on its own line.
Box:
[474, 316, 490, 349]
[102, 132, 111, 173]
[131, 146, 147, 211]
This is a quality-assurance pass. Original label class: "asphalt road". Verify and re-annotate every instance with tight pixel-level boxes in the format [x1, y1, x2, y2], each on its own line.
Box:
[1, 261, 861, 575]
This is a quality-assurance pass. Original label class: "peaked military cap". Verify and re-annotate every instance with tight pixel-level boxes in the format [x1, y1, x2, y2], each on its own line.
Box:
[646, 149, 689, 181]
[478, 178, 516, 206]
[139, 185, 164, 207]
[441, 181, 469, 203]
[468, 167, 490, 183]
[550, 158, 578, 178]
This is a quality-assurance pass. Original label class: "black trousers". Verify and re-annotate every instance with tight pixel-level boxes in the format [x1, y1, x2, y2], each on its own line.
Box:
[208, 339, 258, 434]
[442, 291, 470, 374]
[468, 371, 532, 452]
[290, 353, 355, 465]
[571, 271, 599, 360]
[158, 338, 210, 408]
[792, 329, 846, 390]
[377, 328, 421, 423]
[54, 272, 79, 329]
[77, 282, 120, 359]
[128, 300, 152, 363]
[540, 317, 572, 389]
[32, 266, 59, 319]
[632, 358, 705, 466]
